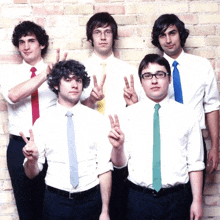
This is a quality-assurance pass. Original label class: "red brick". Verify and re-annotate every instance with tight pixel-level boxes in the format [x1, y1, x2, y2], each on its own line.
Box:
[14, 0, 28, 3]
[94, 5, 125, 14]
[0, 54, 22, 64]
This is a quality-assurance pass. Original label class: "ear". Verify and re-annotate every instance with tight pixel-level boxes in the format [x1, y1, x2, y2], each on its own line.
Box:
[40, 45, 45, 50]
[168, 75, 172, 84]
[54, 86, 58, 90]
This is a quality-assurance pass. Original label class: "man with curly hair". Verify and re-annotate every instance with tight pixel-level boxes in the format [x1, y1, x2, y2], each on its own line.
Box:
[21, 60, 112, 220]
[1, 21, 57, 219]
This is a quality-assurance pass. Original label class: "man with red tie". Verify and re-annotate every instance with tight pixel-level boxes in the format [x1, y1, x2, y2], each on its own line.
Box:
[1, 21, 57, 220]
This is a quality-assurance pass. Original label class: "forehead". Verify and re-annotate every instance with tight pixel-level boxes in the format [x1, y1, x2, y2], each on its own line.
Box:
[19, 33, 37, 41]
[162, 24, 178, 34]
[93, 24, 112, 31]
[142, 63, 167, 73]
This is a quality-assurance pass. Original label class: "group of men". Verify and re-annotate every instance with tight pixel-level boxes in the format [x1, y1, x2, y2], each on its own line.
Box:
[1, 11, 219, 220]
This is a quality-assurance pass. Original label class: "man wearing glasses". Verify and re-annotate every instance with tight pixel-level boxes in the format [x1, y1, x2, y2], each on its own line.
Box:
[108, 54, 204, 220]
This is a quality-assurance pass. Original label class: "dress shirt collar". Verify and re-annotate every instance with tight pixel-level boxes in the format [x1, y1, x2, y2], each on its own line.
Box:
[91, 52, 114, 64]
[56, 100, 82, 116]
[164, 50, 186, 66]
[143, 95, 170, 110]
[22, 58, 45, 75]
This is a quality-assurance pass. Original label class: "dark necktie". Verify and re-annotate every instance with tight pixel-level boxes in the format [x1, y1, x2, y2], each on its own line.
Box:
[172, 61, 183, 103]
[66, 111, 79, 188]
[153, 103, 161, 192]
[30, 67, 40, 124]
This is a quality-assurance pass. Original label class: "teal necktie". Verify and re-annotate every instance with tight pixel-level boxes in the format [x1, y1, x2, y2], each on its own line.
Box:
[153, 104, 161, 192]
[66, 111, 79, 188]
[172, 61, 183, 103]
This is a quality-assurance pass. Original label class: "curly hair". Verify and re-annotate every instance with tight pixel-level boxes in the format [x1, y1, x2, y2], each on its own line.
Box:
[138, 54, 171, 81]
[12, 21, 49, 56]
[86, 12, 118, 47]
[151, 14, 189, 51]
[47, 60, 90, 95]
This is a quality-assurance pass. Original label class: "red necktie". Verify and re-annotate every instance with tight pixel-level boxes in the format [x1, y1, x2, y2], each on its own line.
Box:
[30, 67, 40, 124]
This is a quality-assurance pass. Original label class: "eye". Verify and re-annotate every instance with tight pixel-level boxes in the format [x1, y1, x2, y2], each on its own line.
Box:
[76, 78, 82, 83]
[159, 33, 166, 38]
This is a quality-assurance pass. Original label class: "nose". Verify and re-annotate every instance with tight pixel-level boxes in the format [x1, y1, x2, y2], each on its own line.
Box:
[166, 35, 171, 44]
[100, 32, 106, 40]
[24, 42, 29, 50]
[71, 79, 78, 88]
[151, 75, 158, 84]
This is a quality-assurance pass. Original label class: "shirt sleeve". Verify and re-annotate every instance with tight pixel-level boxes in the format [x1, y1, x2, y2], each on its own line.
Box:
[203, 59, 220, 113]
[96, 116, 113, 175]
[187, 112, 205, 172]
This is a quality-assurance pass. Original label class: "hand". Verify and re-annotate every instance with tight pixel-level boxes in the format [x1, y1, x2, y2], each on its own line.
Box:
[190, 200, 203, 220]
[89, 74, 106, 104]
[46, 48, 68, 76]
[99, 211, 110, 220]
[20, 129, 39, 162]
[108, 114, 124, 149]
[124, 75, 138, 106]
[207, 147, 219, 174]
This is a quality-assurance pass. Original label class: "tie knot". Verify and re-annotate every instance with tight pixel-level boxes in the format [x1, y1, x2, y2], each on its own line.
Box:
[172, 61, 178, 67]
[100, 62, 106, 67]
[66, 111, 73, 117]
[154, 103, 160, 111]
[30, 67, 37, 77]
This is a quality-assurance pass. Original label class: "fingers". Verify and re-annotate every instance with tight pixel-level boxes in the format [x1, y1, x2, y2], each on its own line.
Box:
[19, 131, 29, 144]
[29, 129, 34, 142]
[130, 75, 134, 88]
[114, 114, 120, 128]
[93, 75, 98, 88]
[108, 115, 114, 128]
[100, 74, 106, 88]
[124, 76, 130, 89]
[61, 52, 68, 61]
[56, 48, 60, 63]
[108, 114, 120, 129]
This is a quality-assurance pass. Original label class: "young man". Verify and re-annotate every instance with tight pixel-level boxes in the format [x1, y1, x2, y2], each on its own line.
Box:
[81, 12, 144, 219]
[81, 12, 143, 115]
[109, 54, 204, 220]
[151, 14, 219, 175]
[21, 59, 112, 220]
[1, 21, 58, 219]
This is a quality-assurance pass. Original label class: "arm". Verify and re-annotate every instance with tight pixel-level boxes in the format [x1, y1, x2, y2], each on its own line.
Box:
[8, 48, 68, 103]
[81, 74, 106, 109]
[98, 171, 112, 220]
[189, 171, 203, 220]
[108, 115, 127, 167]
[20, 129, 40, 179]
[123, 75, 138, 106]
[205, 110, 219, 173]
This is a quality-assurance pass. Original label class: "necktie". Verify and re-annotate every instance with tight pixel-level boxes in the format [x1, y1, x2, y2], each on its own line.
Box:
[66, 111, 79, 188]
[97, 62, 106, 115]
[172, 61, 183, 103]
[30, 67, 40, 124]
[153, 103, 161, 192]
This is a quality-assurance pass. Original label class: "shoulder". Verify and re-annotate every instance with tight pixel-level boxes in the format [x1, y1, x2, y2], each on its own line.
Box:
[183, 52, 211, 66]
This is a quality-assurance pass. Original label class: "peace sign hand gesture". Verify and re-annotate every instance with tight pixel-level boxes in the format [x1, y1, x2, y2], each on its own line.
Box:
[123, 75, 138, 106]
[20, 129, 39, 162]
[89, 74, 106, 104]
[108, 114, 124, 149]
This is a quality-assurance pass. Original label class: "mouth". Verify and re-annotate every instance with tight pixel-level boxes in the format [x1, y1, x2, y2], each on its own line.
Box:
[151, 87, 160, 91]
[166, 45, 174, 49]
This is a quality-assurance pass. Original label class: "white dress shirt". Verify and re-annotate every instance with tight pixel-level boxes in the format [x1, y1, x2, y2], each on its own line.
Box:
[120, 96, 204, 189]
[164, 51, 220, 129]
[0, 59, 57, 137]
[81, 53, 145, 116]
[29, 101, 112, 193]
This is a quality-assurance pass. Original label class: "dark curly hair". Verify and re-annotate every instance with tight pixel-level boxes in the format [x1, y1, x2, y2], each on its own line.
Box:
[151, 14, 189, 51]
[12, 21, 49, 56]
[86, 12, 118, 47]
[138, 54, 171, 81]
[47, 59, 90, 95]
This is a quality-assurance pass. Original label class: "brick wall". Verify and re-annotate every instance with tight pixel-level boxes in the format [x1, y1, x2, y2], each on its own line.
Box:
[0, 0, 219, 219]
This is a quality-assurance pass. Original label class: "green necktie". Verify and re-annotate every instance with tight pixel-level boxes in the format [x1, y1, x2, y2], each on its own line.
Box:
[153, 103, 161, 192]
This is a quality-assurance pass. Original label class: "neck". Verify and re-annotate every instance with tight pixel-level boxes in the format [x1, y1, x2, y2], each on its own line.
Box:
[58, 99, 79, 109]
[94, 51, 113, 60]
[167, 48, 182, 60]
[25, 57, 42, 66]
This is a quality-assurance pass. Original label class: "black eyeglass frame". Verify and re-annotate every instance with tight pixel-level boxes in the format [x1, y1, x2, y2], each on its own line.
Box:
[141, 71, 169, 80]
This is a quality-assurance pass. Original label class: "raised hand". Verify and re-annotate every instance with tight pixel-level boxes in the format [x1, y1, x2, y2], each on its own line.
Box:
[108, 114, 124, 149]
[46, 48, 68, 76]
[20, 129, 39, 162]
[89, 74, 106, 103]
[124, 75, 138, 106]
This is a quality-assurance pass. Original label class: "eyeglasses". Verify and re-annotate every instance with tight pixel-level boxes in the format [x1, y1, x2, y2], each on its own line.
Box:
[92, 30, 113, 37]
[141, 71, 168, 80]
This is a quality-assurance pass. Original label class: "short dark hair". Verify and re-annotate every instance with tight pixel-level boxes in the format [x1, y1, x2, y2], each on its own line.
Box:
[138, 54, 171, 81]
[86, 12, 118, 47]
[47, 60, 90, 95]
[151, 14, 189, 51]
[12, 21, 49, 56]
